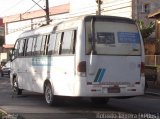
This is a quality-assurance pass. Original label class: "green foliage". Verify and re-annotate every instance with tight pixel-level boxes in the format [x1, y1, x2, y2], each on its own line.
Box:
[0, 111, 6, 119]
[137, 20, 155, 40]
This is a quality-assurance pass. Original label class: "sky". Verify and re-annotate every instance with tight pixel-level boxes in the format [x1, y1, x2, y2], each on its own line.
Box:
[0, 0, 69, 17]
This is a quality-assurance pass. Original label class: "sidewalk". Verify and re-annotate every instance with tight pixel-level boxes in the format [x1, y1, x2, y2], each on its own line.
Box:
[145, 88, 160, 96]
[145, 80, 160, 96]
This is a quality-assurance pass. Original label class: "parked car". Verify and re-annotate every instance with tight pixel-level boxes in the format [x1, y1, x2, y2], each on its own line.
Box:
[1, 61, 11, 77]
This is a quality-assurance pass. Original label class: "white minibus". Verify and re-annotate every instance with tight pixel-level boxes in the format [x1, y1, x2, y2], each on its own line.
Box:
[10, 15, 145, 105]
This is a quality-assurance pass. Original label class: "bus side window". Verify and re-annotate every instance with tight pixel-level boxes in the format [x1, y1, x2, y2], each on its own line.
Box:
[34, 36, 43, 56]
[26, 37, 34, 56]
[12, 40, 20, 59]
[54, 32, 63, 55]
[48, 34, 56, 55]
[40, 35, 48, 55]
[32, 37, 37, 56]
[61, 31, 73, 54]
[61, 30, 77, 55]
[44, 35, 50, 55]
[19, 39, 26, 56]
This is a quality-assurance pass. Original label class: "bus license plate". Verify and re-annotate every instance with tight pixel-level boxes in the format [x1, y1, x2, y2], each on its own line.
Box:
[108, 87, 120, 93]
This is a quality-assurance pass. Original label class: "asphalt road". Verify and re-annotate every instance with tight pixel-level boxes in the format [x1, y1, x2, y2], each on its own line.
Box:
[0, 77, 160, 119]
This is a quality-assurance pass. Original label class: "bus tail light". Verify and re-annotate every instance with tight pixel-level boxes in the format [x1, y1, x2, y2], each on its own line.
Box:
[140, 62, 145, 75]
[77, 61, 86, 77]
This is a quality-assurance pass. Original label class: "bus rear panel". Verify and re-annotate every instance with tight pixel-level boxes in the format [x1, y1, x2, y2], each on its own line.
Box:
[75, 16, 145, 97]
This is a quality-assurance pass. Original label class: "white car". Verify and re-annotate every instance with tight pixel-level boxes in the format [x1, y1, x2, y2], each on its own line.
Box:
[1, 61, 11, 77]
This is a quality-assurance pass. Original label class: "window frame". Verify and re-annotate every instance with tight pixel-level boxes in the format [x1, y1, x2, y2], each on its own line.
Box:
[61, 30, 75, 55]
[25, 37, 33, 56]
[47, 33, 56, 55]
[18, 38, 26, 57]
[47, 29, 77, 56]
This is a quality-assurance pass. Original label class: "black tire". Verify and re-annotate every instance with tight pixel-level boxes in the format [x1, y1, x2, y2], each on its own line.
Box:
[91, 97, 109, 104]
[8, 71, 10, 78]
[1, 73, 3, 77]
[13, 78, 22, 95]
[44, 83, 54, 106]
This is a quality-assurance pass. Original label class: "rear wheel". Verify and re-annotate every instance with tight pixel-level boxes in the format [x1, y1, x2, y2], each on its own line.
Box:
[8, 71, 10, 78]
[13, 78, 22, 95]
[44, 83, 54, 106]
[1, 72, 3, 77]
[91, 97, 109, 104]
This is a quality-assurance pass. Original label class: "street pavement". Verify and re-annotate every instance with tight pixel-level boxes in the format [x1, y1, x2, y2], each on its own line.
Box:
[0, 76, 160, 119]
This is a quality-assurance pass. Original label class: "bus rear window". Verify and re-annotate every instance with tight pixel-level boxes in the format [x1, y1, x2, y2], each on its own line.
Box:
[85, 21, 141, 55]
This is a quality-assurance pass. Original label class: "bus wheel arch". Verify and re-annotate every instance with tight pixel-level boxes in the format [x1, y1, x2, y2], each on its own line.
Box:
[44, 80, 54, 106]
[12, 74, 22, 95]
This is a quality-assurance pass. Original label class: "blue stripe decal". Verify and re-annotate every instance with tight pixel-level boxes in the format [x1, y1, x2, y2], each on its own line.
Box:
[97, 69, 106, 82]
[94, 69, 102, 82]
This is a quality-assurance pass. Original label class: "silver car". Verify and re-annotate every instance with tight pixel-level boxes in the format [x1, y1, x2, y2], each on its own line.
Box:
[1, 61, 11, 77]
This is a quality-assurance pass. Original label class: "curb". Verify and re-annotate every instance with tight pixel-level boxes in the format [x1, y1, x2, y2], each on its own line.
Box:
[0, 108, 21, 119]
[145, 91, 160, 96]
[0, 108, 7, 115]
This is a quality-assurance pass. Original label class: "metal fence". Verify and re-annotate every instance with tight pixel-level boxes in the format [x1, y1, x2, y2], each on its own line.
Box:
[145, 55, 160, 66]
[145, 55, 160, 89]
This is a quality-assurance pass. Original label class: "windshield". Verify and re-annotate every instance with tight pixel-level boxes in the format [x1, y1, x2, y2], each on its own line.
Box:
[85, 19, 142, 56]
[4, 61, 11, 68]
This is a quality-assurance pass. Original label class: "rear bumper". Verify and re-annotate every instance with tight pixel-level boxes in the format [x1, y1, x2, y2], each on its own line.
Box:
[73, 78, 145, 97]
[75, 87, 144, 97]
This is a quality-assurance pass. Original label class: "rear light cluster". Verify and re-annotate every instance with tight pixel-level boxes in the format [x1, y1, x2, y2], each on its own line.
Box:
[77, 61, 86, 77]
[134, 62, 145, 85]
[141, 62, 145, 74]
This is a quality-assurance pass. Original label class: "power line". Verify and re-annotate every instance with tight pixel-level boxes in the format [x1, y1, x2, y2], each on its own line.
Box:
[0, 0, 23, 16]
[25, 0, 43, 13]
[8, 0, 42, 21]
[23, 0, 50, 25]
[32, 0, 44, 10]
[22, 0, 42, 15]
[52, 1, 132, 20]
[7, 0, 134, 33]
[102, 1, 132, 10]
[5, 0, 131, 21]
[102, 5, 132, 14]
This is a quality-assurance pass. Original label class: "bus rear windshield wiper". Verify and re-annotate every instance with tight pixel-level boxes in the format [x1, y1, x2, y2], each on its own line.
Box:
[90, 17, 97, 55]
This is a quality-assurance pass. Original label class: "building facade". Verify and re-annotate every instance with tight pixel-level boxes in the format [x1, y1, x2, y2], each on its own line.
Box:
[0, 18, 4, 52]
[136, 0, 160, 20]
[3, 0, 160, 49]
[135, 0, 160, 55]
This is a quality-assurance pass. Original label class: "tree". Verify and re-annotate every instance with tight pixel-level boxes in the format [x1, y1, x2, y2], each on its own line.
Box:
[137, 20, 155, 40]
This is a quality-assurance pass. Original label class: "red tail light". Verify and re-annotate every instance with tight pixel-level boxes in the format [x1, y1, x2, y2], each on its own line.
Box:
[141, 62, 145, 74]
[77, 61, 86, 72]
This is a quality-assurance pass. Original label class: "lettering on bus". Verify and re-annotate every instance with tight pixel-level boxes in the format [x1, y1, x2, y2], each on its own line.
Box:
[97, 32, 115, 44]
[32, 57, 52, 66]
[117, 32, 140, 44]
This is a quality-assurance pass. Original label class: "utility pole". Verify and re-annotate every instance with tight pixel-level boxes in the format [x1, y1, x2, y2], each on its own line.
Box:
[32, 0, 50, 25]
[96, 0, 103, 15]
[45, 0, 50, 25]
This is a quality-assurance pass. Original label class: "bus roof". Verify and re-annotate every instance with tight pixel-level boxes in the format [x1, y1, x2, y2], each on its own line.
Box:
[18, 15, 135, 38]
